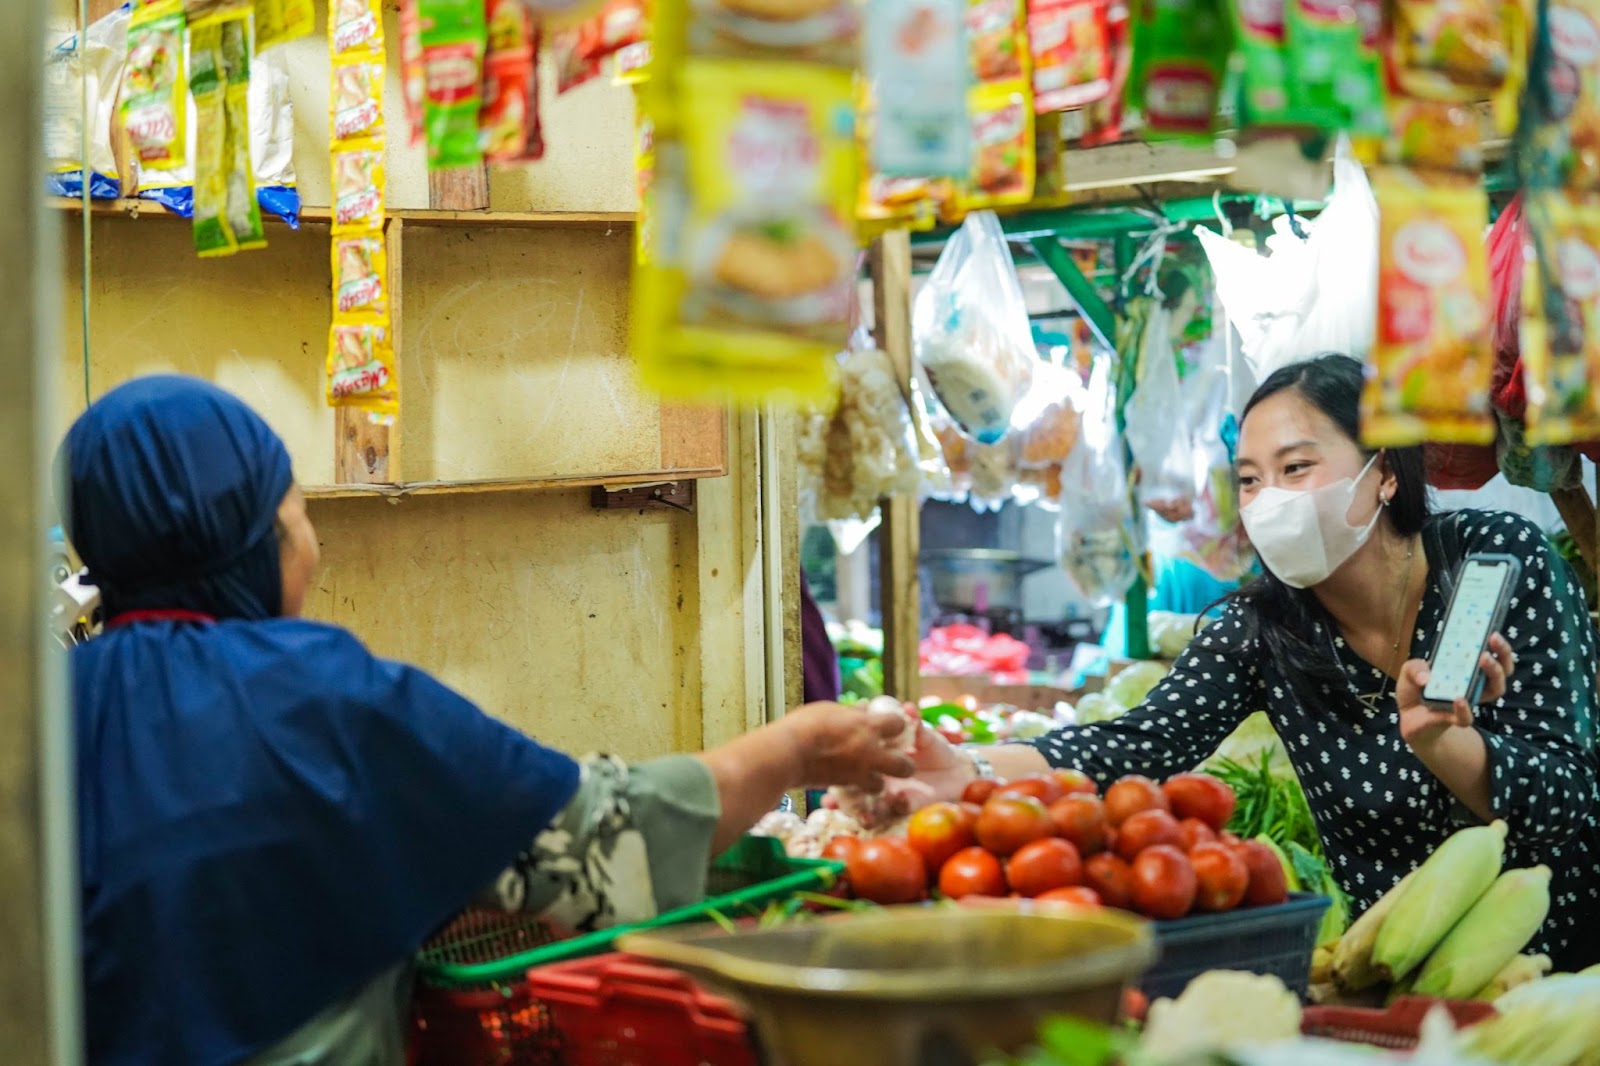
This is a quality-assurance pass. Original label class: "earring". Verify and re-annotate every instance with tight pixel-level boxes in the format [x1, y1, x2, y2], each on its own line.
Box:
[1381, 495, 1390, 507]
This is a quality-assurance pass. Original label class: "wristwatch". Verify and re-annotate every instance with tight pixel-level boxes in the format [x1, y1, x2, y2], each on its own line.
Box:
[960, 744, 997, 782]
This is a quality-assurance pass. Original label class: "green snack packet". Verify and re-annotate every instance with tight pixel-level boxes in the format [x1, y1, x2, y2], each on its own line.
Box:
[1228, 0, 1292, 129]
[419, 0, 487, 170]
[221, 17, 265, 251]
[1126, 0, 1234, 140]
[189, 23, 236, 258]
[1283, 0, 1382, 133]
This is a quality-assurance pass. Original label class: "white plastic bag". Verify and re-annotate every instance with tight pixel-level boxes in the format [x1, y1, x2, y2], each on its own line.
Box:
[913, 210, 1036, 444]
[1057, 356, 1141, 607]
[1123, 305, 1196, 516]
[1172, 348, 1255, 581]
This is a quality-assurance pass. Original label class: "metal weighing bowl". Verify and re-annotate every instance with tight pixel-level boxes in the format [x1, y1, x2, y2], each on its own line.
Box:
[619, 905, 1155, 1066]
[921, 549, 1055, 614]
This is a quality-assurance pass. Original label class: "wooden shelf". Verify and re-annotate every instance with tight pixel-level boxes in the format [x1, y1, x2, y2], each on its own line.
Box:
[303, 467, 724, 500]
[50, 197, 636, 229]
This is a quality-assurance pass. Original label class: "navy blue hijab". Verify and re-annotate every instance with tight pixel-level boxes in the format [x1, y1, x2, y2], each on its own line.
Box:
[62, 377, 581, 1066]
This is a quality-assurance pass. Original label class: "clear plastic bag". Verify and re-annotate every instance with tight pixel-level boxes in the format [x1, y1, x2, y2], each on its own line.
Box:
[1058, 356, 1142, 606]
[1123, 304, 1197, 516]
[1012, 358, 1086, 469]
[913, 210, 1037, 444]
[1172, 347, 1255, 581]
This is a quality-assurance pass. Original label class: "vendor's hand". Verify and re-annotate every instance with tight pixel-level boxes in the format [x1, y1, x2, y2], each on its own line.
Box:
[875, 722, 973, 813]
[1395, 635, 1514, 749]
[781, 702, 916, 792]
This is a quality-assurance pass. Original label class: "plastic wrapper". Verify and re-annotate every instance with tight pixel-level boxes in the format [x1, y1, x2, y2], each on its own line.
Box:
[1123, 306, 1196, 514]
[683, 0, 860, 66]
[332, 0, 383, 53]
[219, 16, 263, 252]
[854, 80, 942, 239]
[334, 236, 390, 317]
[1281, 0, 1381, 135]
[123, 1, 187, 171]
[1363, 166, 1495, 446]
[1057, 357, 1141, 606]
[1029, 0, 1113, 112]
[44, 6, 127, 196]
[399, 0, 427, 145]
[1524, 0, 1600, 195]
[958, 84, 1036, 212]
[1521, 189, 1600, 444]
[332, 142, 386, 234]
[864, 0, 970, 178]
[969, 0, 1028, 83]
[1391, 0, 1513, 98]
[967, 435, 1021, 512]
[253, 0, 314, 50]
[1012, 359, 1084, 469]
[1125, 0, 1231, 140]
[420, 0, 487, 169]
[913, 210, 1037, 444]
[1173, 351, 1254, 581]
[552, 0, 645, 93]
[189, 23, 232, 257]
[928, 413, 975, 502]
[332, 59, 385, 142]
[327, 323, 397, 413]
[1229, 0, 1291, 129]
[481, 0, 544, 163]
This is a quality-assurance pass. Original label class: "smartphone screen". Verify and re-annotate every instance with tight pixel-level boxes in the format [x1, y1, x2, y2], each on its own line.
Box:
[1424, 556, 1517, 705]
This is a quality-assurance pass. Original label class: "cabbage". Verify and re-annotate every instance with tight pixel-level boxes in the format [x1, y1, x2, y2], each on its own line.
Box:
[1148, 610, 1203, 659]
[1006, 711, 1058, 740]
[1106, 660, 1169, 708]
[1074, 692, 1127, 725]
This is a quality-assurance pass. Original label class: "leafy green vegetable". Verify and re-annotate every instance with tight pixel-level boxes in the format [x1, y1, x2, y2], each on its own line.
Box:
[980, 1014, 1137, 1066]
[1207, 752, 1322, 859]
[921, 703, 998, 744]
[843, 658, 884, 700]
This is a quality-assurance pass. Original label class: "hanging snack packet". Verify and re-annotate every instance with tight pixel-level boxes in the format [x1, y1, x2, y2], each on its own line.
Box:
[1281, 0, 1366, 131]
[1524, 0, 1600, 194]
[958, 84, 1035, 211]
[254, 0, 314, 50]
[332, 142, 387, 233]
[420, 0, 488, 169]
[970, 0, 1028, 83]
[1363, 167, 1495, 445]
[854, 83, 940, 236]
[1229, 0, 1291, 129]
[1390, 0, 1510, 98]
[123, 1, 187, 170]
[1126, 0, 1232, 139]
[481, 0, 542, 161]
[615, 39, 653, 83]
[864, 0, 971, 178]
[334, 235, 390, 317]
[190, 22, 235, 258]
[1029, 0, 1112, 112]
[552, 0, 647, 91]
[1032, 111, 1071, 208]
[685, 0, 860, 65]
[327, 323, 398, 413]
[400, 0, 427, 146]
[332, 59, 386, 141]
[185, 0, 250, 25]
[332, 0, 385, 56]
[1385, 99, 1482, 173]
[634, 111, 655, 266]
[1521, 190, 1600, 443]
[220, 15, 265, 252]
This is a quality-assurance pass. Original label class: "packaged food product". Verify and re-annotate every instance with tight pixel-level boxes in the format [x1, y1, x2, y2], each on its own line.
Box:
[189, 22, 234, 258]
[253, 0, 314, 50]
[552, 0, 646, 92]
[685, 0, 861, 66]
[123, 1, 187, 170]
[399, 0, 427, 146]
[614, 39, 653, 83]
[1230, 0, 1291, 128]
[1363, 167, 1495, 446]
[970, 0, 1028, 83]
[481, 0, 543, 162]
[332, 59, 385, 141]
[1125, 0, 1232, 139]
[1390, 0, 1511, 98]
[184, 0, 251, 26]
[1029, 0, 1113, 112]
[959, 84, 1035, 211]
[634, 110, 655, 265]
[864, 0, 971, 177]
[1280, 0, 1365, 131]
[1524, 0, 1600, 194]
[1077, 0, 1130, 145]
[1521, 189, 1600, 444]
[327, 322, 398, 414]
[1032, 110, 1071, 208]
[332, 141, 386, 234]
[220, 15, 264, 252]
[1385, 98, 1482, 173]
[334, 235, 390, 316]
[420, 0, 487, 169]
[331, 0, 384, 56]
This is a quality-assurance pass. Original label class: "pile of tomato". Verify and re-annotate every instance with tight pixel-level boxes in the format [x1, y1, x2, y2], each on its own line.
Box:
[826, 770, 1290, 921]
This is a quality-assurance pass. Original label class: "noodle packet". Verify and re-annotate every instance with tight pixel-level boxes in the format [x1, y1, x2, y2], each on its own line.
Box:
[957, 83, 1035, 212]
[552, 0, 647, 91]
[1363, 166, 1495, 446]
[332, 59, 386, 141]
[1125, 0, 1232, 140]
[970, 0, 1028, 84]
[1521, 189, 1600, 443]
[190, 22, 235, 258]
[334, 235, 390, 317]
[420, 0, 487, 169]
[220, 15, 265, 252]
[1385, 98, 1482, 173]
[481, 0, 543, 162]
[1389, 0, 1511, 99]
[1229, 0, 1291, 129]
[1029, 0, 1113, 112]
[123, 0, 187, 170]
[327, 322, 398, 415]
[1523, 0, 1600, 194]
[331, 0, 384, 56]
[399, 0, 427, 146]
[1281, 0, 1365, 131]
[864, 0, 971, 178]
[253, 0, 314, 50]
[332, 141, 387, 234]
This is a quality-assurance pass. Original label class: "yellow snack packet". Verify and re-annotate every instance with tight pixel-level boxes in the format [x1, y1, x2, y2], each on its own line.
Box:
[331, 140, 387, 235]
[254, 0, 314, 50]
[634, 60, 857, 406]
[1522, 189, 1600, 444]
[124, 0, 187, 171]
[332, 57, 386, 142]
[190, 22, 236, 259]
[331, 0, 385, 57]
[1362, 167, 1495, 446]
[327, 322, 399, 416]
[333, 235, 390, 318]
[957, 82, 1035, 213]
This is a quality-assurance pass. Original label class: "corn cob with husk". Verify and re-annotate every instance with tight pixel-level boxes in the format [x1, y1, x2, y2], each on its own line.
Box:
[1471, 953, 1552, 1001]
[1412, 865, 1552, 999]
[1372, 820, 1507, 982]
[1459, 974, 1600, 1065]
[1331, 867, 1419, 992]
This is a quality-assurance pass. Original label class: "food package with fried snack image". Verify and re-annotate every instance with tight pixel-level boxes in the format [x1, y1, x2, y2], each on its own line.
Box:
[1523, 0, 1600, 195]
[327, 322, 398, 417]
[684, 0, 862, 66]
[957, 83, 1036, 212]
[1361, 166, 1495, 446]
[633, 61, 857, 406]
[970, 0, 1029, 84]
[1389, 0, 1513, 99]
[1520, 189, 1600, 444]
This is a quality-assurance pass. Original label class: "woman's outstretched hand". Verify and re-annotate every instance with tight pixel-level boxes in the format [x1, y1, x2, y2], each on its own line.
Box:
[781, 701, 919, 791]
[1396, 633, 1516, 749]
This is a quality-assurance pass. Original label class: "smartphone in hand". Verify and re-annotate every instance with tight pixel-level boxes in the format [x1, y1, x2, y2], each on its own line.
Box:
[1423, 554, 1521, 710]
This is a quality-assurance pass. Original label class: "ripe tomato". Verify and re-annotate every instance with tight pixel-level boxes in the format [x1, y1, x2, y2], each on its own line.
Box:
[962, 778, 1003, 806]
[1114, 809, 1183, 862]
[1218, 830, 1242, 848]
[1237, 841, 1289, 906]
[1161, 773, 1238, 832]
[938, 846, 1008, 899]
[1049, 795, 1109, 855]
[1131, 845, 1197, 920]
[1189, 841, 1249, 912]
[1178, 817, 1218, 852]
[906, 802, 978, 874]
[1083, 852, 1136, 910]
[1051, 769, 1099, 796]
[1104, 775, 1170, 827]
[845, 839, 927, 906]
[1036, 885, 1102, 908]
[1007, 837, 1084, 897]
[998, 775, 1065, 806]
[961, 801, 984, 822]
[821, 836, 862, 864]
[975, 794, 1055, 856]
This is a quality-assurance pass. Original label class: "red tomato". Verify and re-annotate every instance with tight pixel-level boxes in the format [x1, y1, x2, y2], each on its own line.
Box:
[1104, 775, 1170, 827]
[1120, 987, 1149, 1022]
[1218, 830, 1242, 848]
[1051, 769, 1099, 796]
[1114, 809, 1183, 862]
[1007, 837, 1085, 897]
[1178, 818, 1218, 852]
[938, 846, 1008, 899]
[821, 836, 861, 864]
[845, 839, 927, 906]
[906, 802, 978, 874]
[1049, 795, 1109, 855]
[1237, 841, 1290, 906]
[1131, 845, 1197, 919]
[998, 775, 1065, 806]
[961, 801, 984, 822]
[1190, 841, 1249, 912]
[975, 794, 1056, 856]
[1036, 885, 1102, 908]
[1083, 852, 1136, 910]
[1161, 773, 1238, 832]
[962, 779, 1003, 806]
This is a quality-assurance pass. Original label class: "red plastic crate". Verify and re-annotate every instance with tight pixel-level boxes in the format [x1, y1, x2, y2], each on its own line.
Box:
[411, 980, 561, 1066]
[1301, 997, 1497, 1050]
[528, 953, 759, 1066]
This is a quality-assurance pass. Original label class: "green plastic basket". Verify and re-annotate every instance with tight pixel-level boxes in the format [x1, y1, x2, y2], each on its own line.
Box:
[417, 835, 842, 989]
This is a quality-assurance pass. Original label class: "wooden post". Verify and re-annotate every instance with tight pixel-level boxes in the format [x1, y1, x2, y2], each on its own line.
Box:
[870, 231, 921, 701]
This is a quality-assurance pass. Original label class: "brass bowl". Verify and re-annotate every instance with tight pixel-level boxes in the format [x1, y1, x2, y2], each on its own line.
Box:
[619, 904, 1156, 1066]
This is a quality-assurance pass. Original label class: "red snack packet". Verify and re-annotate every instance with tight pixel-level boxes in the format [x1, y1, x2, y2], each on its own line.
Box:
[481, 0, 543, 162]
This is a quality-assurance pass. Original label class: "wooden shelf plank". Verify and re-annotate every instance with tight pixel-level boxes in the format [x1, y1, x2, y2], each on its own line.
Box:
[50, 197, 635, 229]
[303, 467, 727, 500]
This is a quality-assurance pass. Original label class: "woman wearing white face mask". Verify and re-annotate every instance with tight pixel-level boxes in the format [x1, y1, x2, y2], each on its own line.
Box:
[888, 354, 1599, 972]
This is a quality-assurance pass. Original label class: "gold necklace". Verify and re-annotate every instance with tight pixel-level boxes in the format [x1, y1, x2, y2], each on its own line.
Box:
[1355, 538, 1418, 713]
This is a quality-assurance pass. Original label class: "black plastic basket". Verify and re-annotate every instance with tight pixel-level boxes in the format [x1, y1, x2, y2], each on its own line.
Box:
[1141, 892, 1331, 1001]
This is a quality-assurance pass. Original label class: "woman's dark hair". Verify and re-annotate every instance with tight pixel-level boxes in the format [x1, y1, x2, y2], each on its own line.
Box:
[1215, 354, 1430, 709]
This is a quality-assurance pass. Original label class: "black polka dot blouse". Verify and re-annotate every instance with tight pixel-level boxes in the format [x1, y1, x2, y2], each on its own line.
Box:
[1029, 510, 1599, 972]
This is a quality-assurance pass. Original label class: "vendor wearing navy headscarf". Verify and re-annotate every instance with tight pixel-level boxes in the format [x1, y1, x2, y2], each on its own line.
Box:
[62, 376, 915, 1066]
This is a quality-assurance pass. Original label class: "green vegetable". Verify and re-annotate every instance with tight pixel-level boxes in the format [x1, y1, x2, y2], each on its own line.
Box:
[921, 703, 997, 744]
[982, 1014, 1133, 1066]
[1207, 752, 1321, 858]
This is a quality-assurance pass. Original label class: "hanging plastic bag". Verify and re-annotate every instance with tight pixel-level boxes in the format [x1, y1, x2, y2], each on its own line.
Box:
[913, 210, 1037, 444]
[1123, 304, 1196, 516]
[1057, 356, 1141, 606]
[1174, 349, 1255, 581]
[968, 436, 1022, 513]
